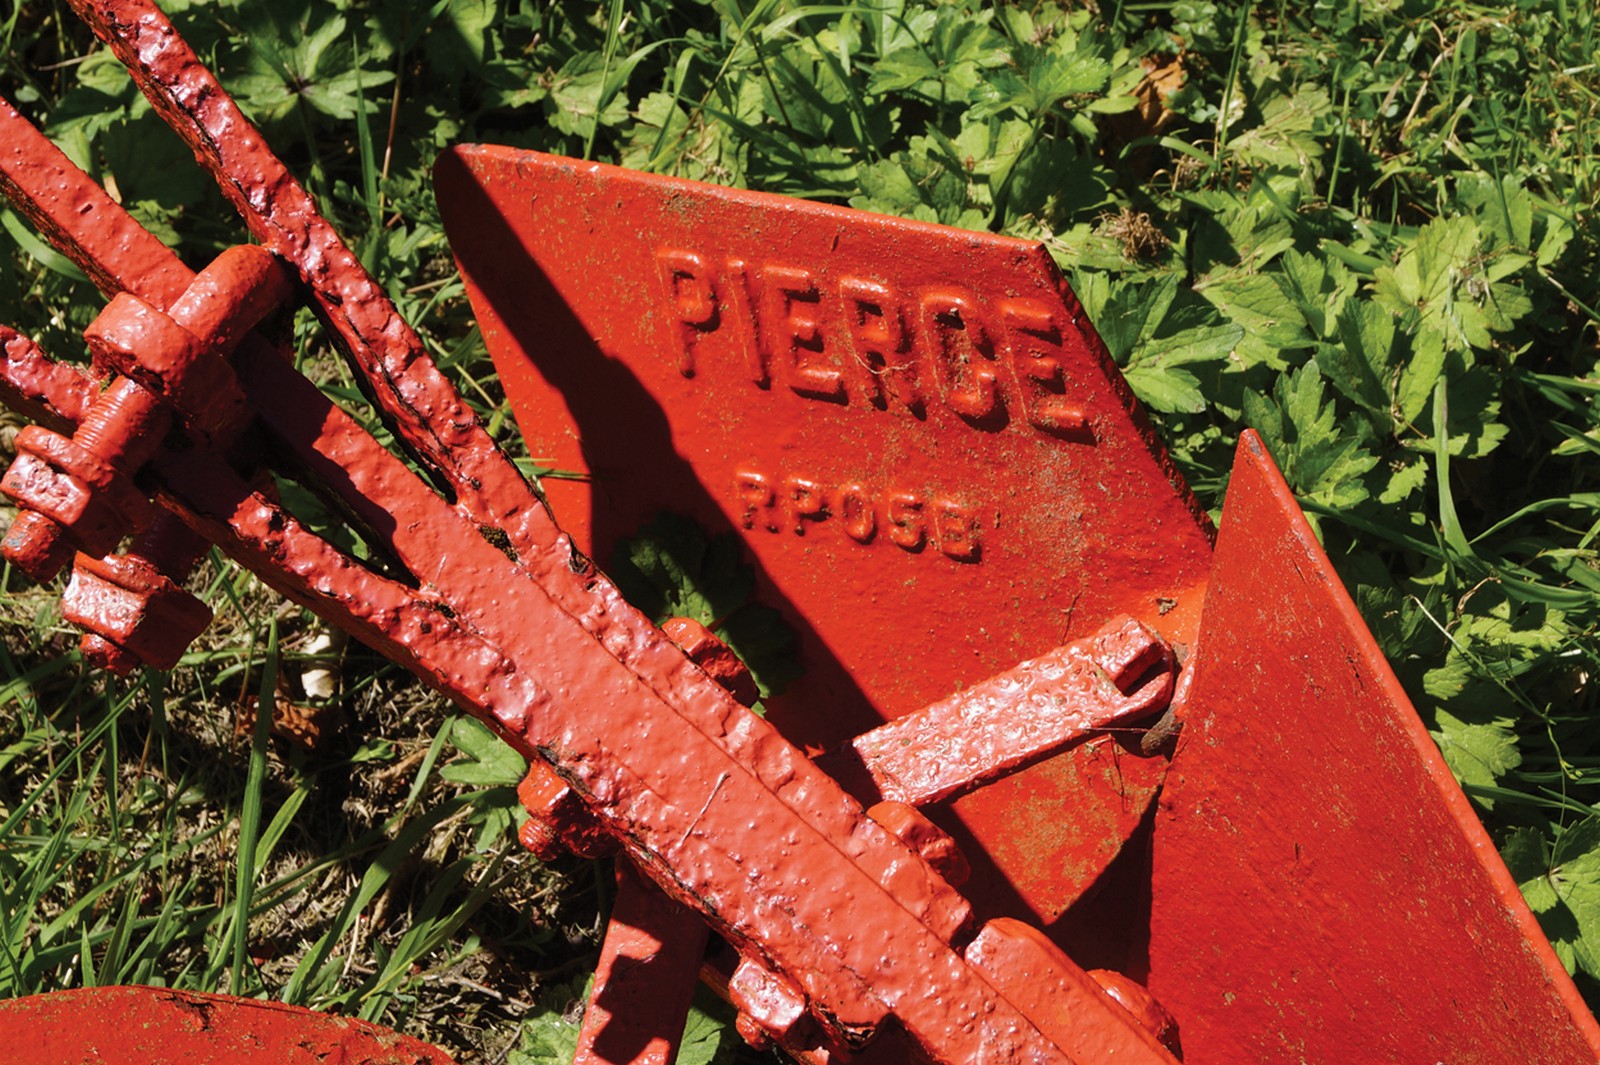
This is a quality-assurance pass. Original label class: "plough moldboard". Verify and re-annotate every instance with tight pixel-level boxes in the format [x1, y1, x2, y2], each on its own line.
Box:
[0, 2, 1596, 1063]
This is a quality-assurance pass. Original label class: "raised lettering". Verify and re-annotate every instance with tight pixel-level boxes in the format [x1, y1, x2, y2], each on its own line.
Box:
[921, 289, 1003, 425]
[762, 266, 846, 403]
[839, 482, 877, 543]
[662, 249, 1098, 447]
[730, 466, 985, 560]
[718, 259, 768, 388]
[933, 496, 981, 562]
[782, 475, 827, 534]
[886, 491, 926, 551]
[734, 467, 777, 532]
[656, 248, 715, 377]
[1001, 298, 1088, 437]
[839, 276, 919, 413]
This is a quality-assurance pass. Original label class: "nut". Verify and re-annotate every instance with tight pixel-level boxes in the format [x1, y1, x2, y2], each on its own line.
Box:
[866, 800, 970, 887]
[729, 956, 812, 1050]
[662, 616, 759, 708]
[516, 761, 614, 860]
[2, 426, 156, 565]
[60, 552, 212, 671]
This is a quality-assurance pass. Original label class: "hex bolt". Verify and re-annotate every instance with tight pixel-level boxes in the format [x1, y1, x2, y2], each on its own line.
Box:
[516, 766, 577, 862]
[83, 244, 292, 444]
[2, 245, 289, 587]
[866, 800, 971, 888]
[4, 245, 294, 669]
[1, 377, 169, 582]
[728, 956, 814, 1052]
[515, 762, 615, 861]
[662, 616, 759, 708]
[3, 510, 73, 584]
[71, 511, 213, 674]
[1090, 617, 1172, 696]
[84, 293, 242, 443]
[79, 633, 138, 676]
[60, 547, 212, 673]
[1088, 969, 1181, 1054]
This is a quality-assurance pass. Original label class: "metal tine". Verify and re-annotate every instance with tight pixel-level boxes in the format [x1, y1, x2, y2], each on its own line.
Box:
[63, 0, 557, 562]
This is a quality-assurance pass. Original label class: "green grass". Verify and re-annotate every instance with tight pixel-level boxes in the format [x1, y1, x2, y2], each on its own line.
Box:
[3, 0, 1600, 1059]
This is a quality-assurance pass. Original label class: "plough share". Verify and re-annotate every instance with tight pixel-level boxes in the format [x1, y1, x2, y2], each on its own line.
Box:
[0, 3, 1597, 1063]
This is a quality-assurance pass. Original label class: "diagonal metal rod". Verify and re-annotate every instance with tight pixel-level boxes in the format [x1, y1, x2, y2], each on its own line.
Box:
[62, 0, 553, 560]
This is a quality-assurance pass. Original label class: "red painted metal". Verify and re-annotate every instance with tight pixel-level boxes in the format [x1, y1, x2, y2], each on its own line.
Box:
[64, 0, 548, 558]
[3, 417, 158, 570]
[434, 145, 1201, 932]
[965, 919, 1181, 1062]
[0, 238, 288, 668]
[431, 153, 1215, 710]
[729, 954, 820, 1052]
[833, 616, 1173, 807]
[866, 800, 971, 887]
[430, 144, 1600, 1059]
[570, 619, 760, 1065]
[661, 616, 761, 709]
[1145, 432, 1600, 1063]
[60, 548, 212, 671]
[0, 9, 1176, 1059]
[575, 861, 710, 1065]
[1088, 969, 1180, 1055]
[518, 764, 614, 862]
[2, 2, 1599, 1061]
[0, 986, 457, 1064]
[75, 511, 212, 672]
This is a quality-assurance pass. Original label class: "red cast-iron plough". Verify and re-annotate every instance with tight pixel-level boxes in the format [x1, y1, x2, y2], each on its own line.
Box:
[2, 2, 1599, 1062]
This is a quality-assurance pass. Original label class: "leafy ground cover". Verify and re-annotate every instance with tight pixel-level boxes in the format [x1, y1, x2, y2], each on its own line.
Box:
[2, 0, 1600, 1060]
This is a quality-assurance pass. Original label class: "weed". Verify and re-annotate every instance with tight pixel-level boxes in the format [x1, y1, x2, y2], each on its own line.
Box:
[3, 0, 1600, 1057]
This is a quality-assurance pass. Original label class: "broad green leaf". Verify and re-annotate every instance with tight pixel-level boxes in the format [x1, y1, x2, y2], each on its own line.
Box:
[868, 46, 941, 94]
[854, 159, 923, 213]
[548, 59, 632, 139]
[1123, 364, 1206, 413]
[969, 29, 1108, 119]
[1245, 363, 1379, 509]
[1429, 369, 1510, 459]
[1274, 248, 1354, 340]
[1535, 819, 1600, 978]
[441, 717, 526, 788]
[1454, 599, 1569, 657]
[1200, 273, 1305, 370]
[867, 8, 1006, 98]
[1394, 325, 1445, 426]
[1321, 299, 1396, 417]
[229, 12, 394, 126]
[1370, 216, 1526, 353]
[1137, 323, 1245, 368]
[610, 514, 798, 699]
[1095, 274, 1178, 363]
[420, 0, 499, 81]
[678, 989, 739, 1065]
[1378, 459, 1428, 505]
[1431, 706, 1521, 794]
[1458, 173, 1533, 250]
[508, 976, 590, 1065]
[1537, 215, 1574, 268]
[1227, 84, 1330, 176]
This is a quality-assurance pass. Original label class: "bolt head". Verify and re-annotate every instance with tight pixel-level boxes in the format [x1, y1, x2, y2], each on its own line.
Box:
[2, 510, 74, 582]
[60, 553, 211, 671]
